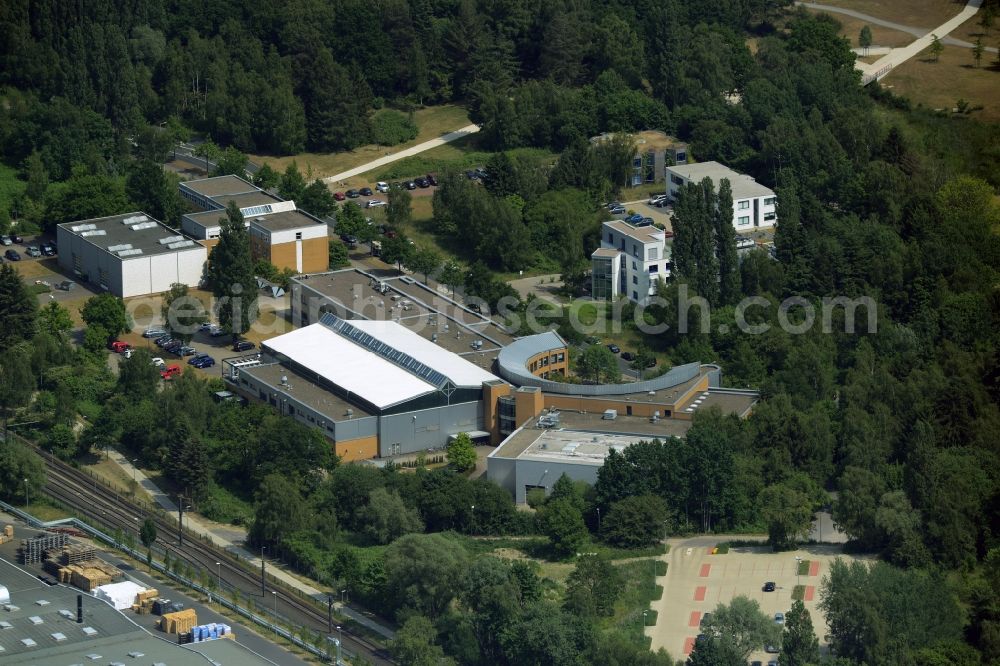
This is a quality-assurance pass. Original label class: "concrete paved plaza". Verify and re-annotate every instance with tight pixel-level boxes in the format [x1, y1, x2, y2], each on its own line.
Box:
[647, 537, 873, 663]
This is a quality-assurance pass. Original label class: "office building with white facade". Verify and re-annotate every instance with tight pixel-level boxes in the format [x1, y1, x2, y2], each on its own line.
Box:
[590, 220, 671, 304]
[666, 161, 777, 232]
[56, 212, 207, 298]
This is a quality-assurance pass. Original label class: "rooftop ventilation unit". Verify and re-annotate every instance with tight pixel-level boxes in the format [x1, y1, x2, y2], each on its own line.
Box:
[117, 248, 143, 257]
[70, 223, 97, 233]
[107, 244, 133, 253]
[167, 240, 196, 250]
[131, 221, 158, 231]
[158, 235, 184, 245]
[80, 230, 107, 237]
[121, 215, 148, 225]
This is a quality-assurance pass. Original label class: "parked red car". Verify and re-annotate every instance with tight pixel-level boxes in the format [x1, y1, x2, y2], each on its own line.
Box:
[334, 192, 346, 201]
[109, 341, 131, 353]
[160, 364, 182, 380]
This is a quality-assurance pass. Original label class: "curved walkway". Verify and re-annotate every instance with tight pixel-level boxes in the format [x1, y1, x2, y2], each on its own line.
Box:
[322, 124, 480, 185]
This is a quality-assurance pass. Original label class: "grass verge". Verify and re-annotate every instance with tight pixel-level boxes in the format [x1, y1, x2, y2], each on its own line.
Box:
[792, 584, 806, 601]
[607, 560, 665, 649]
[797, 559, 811, 576]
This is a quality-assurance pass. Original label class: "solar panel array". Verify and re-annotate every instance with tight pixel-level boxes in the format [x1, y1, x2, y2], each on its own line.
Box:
[320, 313, 448, 389]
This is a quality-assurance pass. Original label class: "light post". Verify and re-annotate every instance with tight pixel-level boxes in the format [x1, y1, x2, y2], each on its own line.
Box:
[337, 625, 343, 655]
[23, 477, 29, 509]
[795, 556, 802, 587]
[470, 504, 475, 534]
[341, 588, 348, 605]
[260, 545, 266, 596]
[642, 610, 649, 628]
[216, 562, 222, 591]
[131, 459, 138, 486]
[596, 507, 601, 533]
[271, 590, 277, 618]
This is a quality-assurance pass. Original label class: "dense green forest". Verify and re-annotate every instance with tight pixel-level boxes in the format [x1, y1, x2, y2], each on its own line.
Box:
[1, 0, 1000, 664]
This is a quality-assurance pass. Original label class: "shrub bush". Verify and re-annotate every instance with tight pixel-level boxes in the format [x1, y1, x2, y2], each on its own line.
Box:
[371, 110, 418, 146]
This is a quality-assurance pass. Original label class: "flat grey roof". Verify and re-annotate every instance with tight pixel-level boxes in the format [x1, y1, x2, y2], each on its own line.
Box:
[677, 389, 758, 418]
[211, 191, 281, 209]
[250, 209, 325, 233]
[294, 270, 517, 350]
[493, 412, 692, 462]
[57, 213, 203, 258]
[666, 161, 774, 200]
[0, 557, 275, 665]
[240, 360, 374, 421]
[181, 175, 258, 198]
[606, 220, 664, 244]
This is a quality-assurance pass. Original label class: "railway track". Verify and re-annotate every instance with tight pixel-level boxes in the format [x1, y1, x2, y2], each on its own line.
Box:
[37, 454, 392, 665]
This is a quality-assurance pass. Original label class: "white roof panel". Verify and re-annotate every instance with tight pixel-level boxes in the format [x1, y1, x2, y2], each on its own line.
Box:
[263, 324, 437, 409]
[348, 319, 499, 388]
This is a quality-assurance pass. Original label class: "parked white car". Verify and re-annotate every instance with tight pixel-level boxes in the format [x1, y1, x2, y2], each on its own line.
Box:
[366, 199, 387, 208]
[375, 181, 389, 193]
[150, 357, 165, 367]
[648, 193, 668, 205]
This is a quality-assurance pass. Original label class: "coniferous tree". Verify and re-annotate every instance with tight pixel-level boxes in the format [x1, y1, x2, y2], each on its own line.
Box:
[715, 178, 741, 305]
[206, 202, 258, 339]
[0, 265, 38, 351]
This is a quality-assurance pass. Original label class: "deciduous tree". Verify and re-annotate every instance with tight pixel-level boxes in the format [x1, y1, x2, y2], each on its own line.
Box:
[446, 432, 476, 472]
[81, 293, 130, 340]
[161, 283, 207, 343]
[782, 599, 819, 666]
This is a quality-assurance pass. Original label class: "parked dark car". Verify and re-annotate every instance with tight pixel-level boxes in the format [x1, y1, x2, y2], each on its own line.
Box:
[625, 213, 644, 224]
[163, 341, 183, 354]
[606, 344, 620, 354]
[608, 204, 626, 215]
[11, 235, 23, 244]
[645, 356, 657, 368]
[41, 243, 56, 256]
[359, 187, 373, 196]
[345, 189, 360, 198]
[415, 177, 430, 188]
[188, 353, 211, 366]
[154, 335, 173, 347]
[5, 249, 21, 261]
[584, 336, 601, 345]
[340, 233, 357, 245]
[192, 356, 216, 368]
[763, 581, 776, 592]
[143, 327, 167, 338]
[465, 170, 479, 180]
[178, 346, 197, 356]
[404, 181, 417, 190]
[232, 340, 256, 352]
[426, 174, 438, 186]
[620, 351, 634, 361]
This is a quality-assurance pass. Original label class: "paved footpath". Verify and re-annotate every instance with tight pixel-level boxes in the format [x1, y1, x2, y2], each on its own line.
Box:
[107, 449, 395, 639]
[322, 124, 480, 185]
[801, 1, 992, 84]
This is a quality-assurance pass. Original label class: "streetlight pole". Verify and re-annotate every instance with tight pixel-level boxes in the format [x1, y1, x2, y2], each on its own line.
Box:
[271, 590, 277, 626]
[327, 595, 333, 633]
[470, 505, 475, 534]
[341, 588, 348, 605]
[596, 507, 601, 533]
[23, 477, 29, 509]
[216, 562, 222, 592]
[260, 546, 266, 596]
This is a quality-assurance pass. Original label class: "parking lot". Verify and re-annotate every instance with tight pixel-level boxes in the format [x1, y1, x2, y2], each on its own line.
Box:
[648, 538, 874, 663]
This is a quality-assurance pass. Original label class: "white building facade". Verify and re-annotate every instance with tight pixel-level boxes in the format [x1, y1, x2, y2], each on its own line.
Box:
[591, 220, 671, 305]
[666, 161, 777, 232]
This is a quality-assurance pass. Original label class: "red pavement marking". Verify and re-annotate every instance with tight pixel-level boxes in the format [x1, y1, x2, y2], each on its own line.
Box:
[694, 586, 706, 601]
[809, 561, 820, 576]
[683, 637, 696, 654]
[706, 546, 714, 554]
[804, 586, 815, 601]
[689, 611, 701, 627]
[699, 563, 712, 577]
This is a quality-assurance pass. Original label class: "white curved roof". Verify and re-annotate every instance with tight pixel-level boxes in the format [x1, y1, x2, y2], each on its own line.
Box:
[263, 315, 498, 410]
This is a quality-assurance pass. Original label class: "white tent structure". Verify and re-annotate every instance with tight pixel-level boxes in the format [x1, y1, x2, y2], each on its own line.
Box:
[0, 583, 10, 605]
[94, 581, 145, 610]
